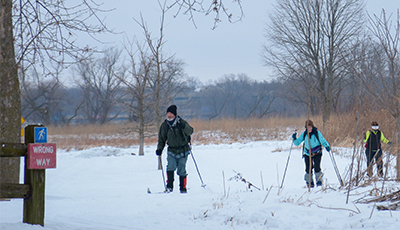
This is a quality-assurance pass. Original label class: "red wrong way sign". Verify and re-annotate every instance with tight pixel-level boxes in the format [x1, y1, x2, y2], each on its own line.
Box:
[27, 143, 57, 169]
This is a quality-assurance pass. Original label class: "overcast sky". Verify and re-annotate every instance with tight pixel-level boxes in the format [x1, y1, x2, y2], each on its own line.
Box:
[87, 0, 400, 84]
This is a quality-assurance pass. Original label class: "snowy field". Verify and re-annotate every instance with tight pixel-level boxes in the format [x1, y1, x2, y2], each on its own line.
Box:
[1, 140, 399, 230]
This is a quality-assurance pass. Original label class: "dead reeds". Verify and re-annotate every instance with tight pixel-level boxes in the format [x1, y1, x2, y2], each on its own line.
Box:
[46, 112, 396, 151]
[48, 116, 306, 150]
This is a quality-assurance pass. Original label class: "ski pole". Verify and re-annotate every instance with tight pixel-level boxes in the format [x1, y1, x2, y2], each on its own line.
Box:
[280, 130, 296, 188]
[328, 150, 344, 186]
[158, 155, 167, 191]
[189, 149, 206, 187]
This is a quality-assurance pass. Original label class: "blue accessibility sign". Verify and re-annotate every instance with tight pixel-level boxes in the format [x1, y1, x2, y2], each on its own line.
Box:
[34, 127, 47, 143]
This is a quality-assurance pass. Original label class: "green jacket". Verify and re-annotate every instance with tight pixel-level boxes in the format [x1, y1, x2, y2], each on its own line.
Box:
[364, 130, 389, 151]
[157, 116, 194, 154]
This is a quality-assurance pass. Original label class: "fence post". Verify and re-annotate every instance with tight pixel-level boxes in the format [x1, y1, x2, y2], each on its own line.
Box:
[23, 124, 45, 226]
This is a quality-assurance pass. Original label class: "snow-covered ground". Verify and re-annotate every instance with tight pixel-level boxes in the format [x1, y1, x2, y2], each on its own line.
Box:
[1, 140, 399, 229]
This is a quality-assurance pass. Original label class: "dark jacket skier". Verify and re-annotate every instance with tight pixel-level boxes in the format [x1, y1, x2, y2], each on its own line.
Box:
[363, 121, 391, 177]
[292, 120, 330, 187]
[156, 105, 194, 193]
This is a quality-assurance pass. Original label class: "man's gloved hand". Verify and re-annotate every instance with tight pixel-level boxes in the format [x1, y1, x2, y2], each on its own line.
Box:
[389, 141, 393, 146]
[177, 120, 185, 130]
[292, 133, 297, 140]
[326, 146, 331, 152]
[155, 149, 162, 156]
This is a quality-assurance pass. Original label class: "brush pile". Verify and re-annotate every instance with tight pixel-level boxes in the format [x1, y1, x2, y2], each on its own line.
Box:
[356, 189, 400, 210]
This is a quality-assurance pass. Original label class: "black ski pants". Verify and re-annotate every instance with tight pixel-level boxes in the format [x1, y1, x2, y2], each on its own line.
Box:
[304, 153, 322, 174]
[365, 148, 383, 176]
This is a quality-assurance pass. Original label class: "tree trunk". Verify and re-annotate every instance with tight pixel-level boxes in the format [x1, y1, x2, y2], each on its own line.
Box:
[139, 112, 145, 156]
[139, 134, 144, 156]
[321, 95, 332, 127]
[0, 0, 21, 183]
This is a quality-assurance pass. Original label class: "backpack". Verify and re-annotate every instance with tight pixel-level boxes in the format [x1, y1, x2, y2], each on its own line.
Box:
[303, 130, 322, 156]
[176, 118, 192, 144]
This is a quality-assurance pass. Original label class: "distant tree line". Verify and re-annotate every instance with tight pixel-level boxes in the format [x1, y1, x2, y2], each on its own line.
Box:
[20, 59, 377, 126]
[17, 0, 400, 173]
[20, 68, 281, 125]
[19, 0, 400, 132]
[19, 2, 400, 127]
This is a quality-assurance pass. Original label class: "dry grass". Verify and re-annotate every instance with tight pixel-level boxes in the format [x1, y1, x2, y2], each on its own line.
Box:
[322, 110, 396, 149]
[47, 124, 154, 151]
[190, 116, 302, 144]
[47, 112, 397, 150]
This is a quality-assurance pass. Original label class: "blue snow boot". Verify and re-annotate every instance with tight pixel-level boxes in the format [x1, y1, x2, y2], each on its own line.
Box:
[304, 173, 314, 188]
[315, 172, 323, 187]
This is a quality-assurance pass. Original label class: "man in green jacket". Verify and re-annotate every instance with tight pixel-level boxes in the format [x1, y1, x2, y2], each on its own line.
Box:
[156, 105, 194, 193]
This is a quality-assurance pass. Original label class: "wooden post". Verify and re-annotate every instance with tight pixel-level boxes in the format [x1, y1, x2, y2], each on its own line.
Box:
[23, 124, 45, 226]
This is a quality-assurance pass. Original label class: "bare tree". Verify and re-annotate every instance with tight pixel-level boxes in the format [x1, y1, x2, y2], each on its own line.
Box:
[75, 48, 124, 124]
[1, 0, 110, 185]
[279, 66, 322, 116]
[14, 1, 109, 75]
[262, 0, 365, 125]
[168, 0, 244, 29]
[119, 41, 156, 156]
[358, 10, 400, 179]
[135, 1, 186, 131]
[119, 1, 186, 159]
[20, 69, 68, 125]
[246, 81, 276, 118]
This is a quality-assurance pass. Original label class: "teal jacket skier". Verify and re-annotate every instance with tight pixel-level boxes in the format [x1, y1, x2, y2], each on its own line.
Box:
[292, 120, 330, 187]
[293, 129, 330, 157]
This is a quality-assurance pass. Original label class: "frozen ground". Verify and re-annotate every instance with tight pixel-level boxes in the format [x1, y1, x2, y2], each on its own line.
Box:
[1, 140, 399, 229]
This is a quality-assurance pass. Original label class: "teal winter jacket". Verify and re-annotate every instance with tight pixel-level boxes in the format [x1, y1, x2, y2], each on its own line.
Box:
[293, 128, 330, 156]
